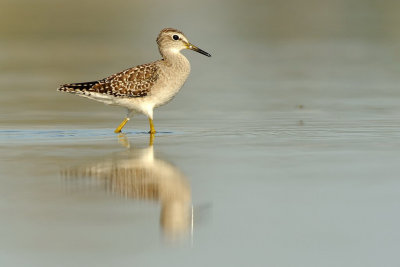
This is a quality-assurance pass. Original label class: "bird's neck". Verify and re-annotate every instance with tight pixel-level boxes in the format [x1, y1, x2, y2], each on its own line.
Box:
[161, 50, 190, 73]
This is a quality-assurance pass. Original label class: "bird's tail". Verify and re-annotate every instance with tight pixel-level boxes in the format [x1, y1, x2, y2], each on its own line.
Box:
[57, 81, 100, 94]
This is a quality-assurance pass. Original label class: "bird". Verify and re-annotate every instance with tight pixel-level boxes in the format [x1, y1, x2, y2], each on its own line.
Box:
[58, 28, 211, 134]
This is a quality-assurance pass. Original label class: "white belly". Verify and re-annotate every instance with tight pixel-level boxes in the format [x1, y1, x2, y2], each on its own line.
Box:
[79, 54, 191, 119]
[113, 58, 191, 118]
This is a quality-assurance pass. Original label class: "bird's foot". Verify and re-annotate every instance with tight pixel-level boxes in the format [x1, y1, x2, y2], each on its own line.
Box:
[114, 118, 130, 133]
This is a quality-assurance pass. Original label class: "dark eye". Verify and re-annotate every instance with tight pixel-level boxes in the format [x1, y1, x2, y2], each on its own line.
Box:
[172, 35, 179, 40]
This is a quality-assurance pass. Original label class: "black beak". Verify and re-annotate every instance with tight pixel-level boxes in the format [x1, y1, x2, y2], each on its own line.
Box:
[187, 43, 211, 57]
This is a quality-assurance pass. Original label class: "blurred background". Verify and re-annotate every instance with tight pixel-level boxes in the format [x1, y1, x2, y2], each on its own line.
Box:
[1, 0, 400, 127]
[1, 0, 400, 266]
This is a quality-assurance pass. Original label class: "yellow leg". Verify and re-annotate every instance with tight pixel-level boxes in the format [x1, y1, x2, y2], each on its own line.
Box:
[114, 117, 130, 133]
[148, 118, 156, 134]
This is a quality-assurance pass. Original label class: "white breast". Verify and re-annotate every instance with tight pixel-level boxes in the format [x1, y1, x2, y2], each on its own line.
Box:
[151, 54, 191, 108]
[111, 53, 191, 119]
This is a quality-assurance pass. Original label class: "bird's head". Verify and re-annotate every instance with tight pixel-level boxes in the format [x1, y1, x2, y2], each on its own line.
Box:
[156, 28, 211, 58]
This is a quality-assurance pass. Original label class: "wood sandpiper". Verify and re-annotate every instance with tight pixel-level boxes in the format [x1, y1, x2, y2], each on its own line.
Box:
[58, 28, 211, 134]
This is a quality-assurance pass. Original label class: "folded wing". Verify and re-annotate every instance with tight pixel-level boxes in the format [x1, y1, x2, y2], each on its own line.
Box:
[58, 63, 159, 98]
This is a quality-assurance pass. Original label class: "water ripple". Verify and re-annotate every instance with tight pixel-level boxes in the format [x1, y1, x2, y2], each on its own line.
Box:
[0, 129, 176, 144]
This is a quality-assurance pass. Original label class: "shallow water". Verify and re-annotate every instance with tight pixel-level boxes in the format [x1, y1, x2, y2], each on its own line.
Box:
[1, 0, 400, 266]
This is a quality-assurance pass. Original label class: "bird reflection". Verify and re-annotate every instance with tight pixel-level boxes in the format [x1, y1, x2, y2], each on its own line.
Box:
[61, 134, 192, 238]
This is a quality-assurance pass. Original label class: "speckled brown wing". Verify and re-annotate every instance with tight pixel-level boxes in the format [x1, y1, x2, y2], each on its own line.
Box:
[59, 63, 159, 98]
